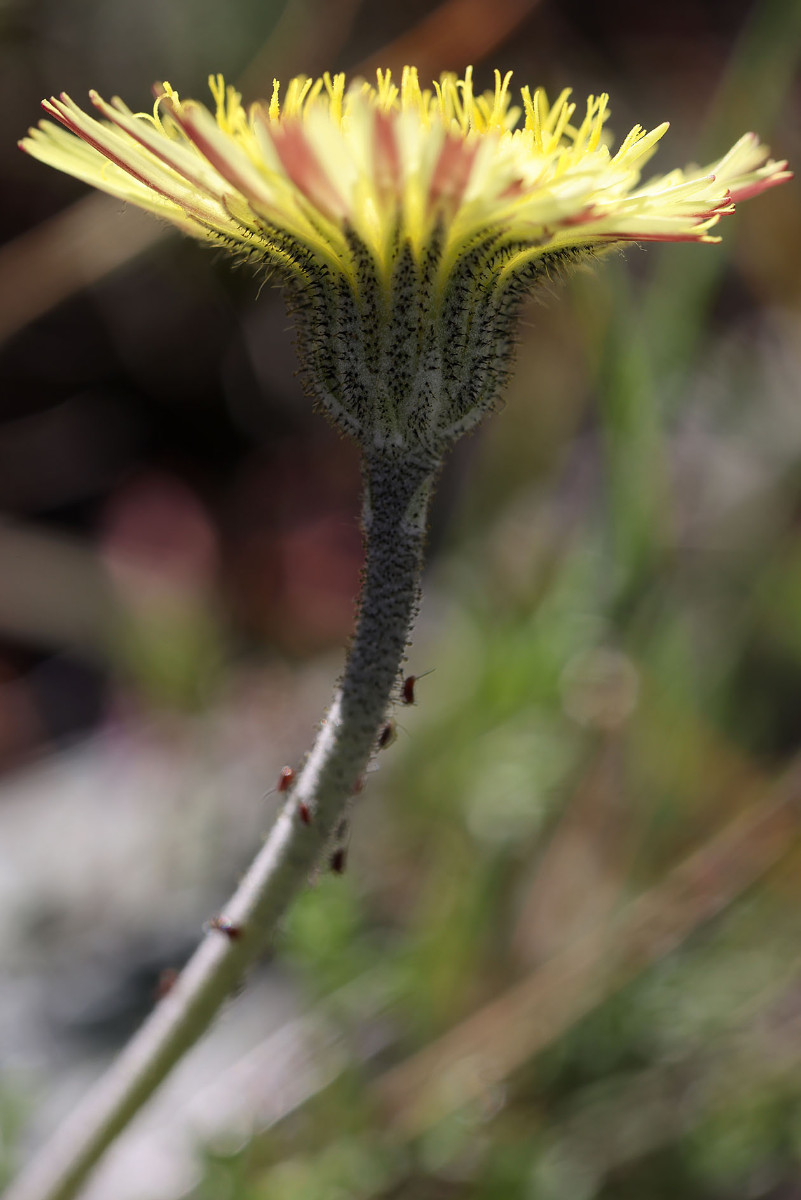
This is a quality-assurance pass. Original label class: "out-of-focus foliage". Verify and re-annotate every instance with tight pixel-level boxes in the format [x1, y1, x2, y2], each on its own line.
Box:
[2, 0, 801, 1197]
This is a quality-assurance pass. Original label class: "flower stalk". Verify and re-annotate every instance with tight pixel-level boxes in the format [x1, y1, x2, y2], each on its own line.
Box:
[5, 451, 434, 1200]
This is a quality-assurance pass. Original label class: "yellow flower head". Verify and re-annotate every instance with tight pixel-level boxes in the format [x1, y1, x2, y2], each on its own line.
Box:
[20, 68, 791, 459]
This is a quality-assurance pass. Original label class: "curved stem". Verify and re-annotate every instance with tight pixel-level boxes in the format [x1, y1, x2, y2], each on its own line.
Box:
[5, 451, 436, 1200]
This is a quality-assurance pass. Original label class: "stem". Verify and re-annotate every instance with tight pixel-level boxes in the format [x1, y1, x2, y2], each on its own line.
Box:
[5, 450, 436, 1200]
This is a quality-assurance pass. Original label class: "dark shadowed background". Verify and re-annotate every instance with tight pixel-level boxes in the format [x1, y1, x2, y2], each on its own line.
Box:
[1, 1, 801, 1197]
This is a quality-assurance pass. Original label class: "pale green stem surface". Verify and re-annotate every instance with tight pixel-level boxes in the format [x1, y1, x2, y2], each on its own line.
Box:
[5, 451, 435, 1200]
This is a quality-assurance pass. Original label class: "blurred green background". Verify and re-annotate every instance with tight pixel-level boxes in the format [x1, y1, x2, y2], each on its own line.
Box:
[1, 0, 801, 1197]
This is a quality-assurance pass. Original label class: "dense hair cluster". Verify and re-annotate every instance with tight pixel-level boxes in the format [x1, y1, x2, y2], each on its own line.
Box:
[286, 225, 537, 456]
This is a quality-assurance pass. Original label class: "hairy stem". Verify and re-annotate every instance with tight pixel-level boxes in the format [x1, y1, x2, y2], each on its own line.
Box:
[5, 450, 436, 1200]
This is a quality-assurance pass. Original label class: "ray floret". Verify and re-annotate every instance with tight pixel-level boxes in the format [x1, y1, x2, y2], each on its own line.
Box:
[21, 68, 791, 457]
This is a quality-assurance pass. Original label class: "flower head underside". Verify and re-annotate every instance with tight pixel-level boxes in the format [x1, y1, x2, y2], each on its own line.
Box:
[21, 68, 791, 458]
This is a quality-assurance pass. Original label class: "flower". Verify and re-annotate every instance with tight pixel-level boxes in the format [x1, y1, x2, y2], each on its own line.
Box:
[21, 68, 791, 461]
